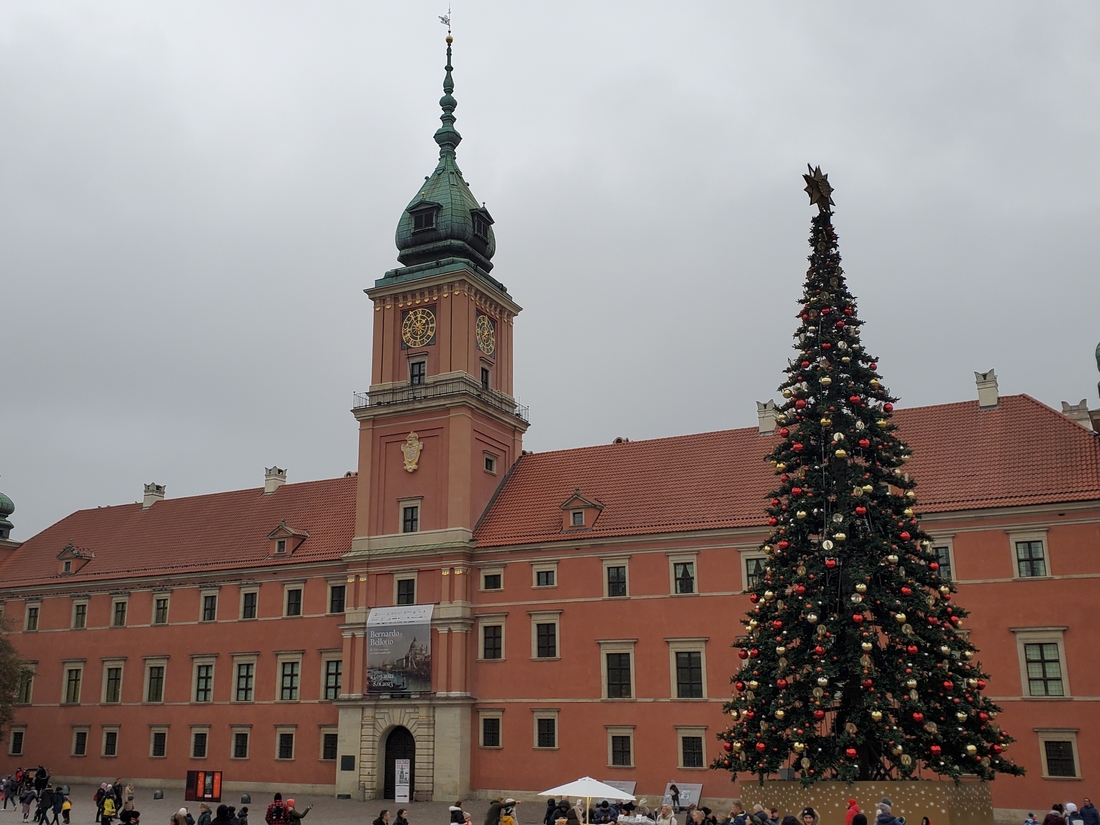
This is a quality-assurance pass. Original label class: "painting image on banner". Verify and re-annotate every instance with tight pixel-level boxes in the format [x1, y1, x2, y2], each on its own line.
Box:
[367, 604, 433, 693]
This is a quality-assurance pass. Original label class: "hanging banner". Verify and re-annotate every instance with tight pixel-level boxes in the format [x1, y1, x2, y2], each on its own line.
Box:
[366, 604, 434, 693]
[395, 758, 411, 803]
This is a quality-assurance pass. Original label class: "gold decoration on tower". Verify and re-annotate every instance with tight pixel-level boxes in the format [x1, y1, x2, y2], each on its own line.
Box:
[401, 432, 424, 473]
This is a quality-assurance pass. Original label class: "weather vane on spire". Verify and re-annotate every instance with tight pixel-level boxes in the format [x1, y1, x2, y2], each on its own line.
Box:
[803, 164, 835, 213]
[439, 6, 452, 34]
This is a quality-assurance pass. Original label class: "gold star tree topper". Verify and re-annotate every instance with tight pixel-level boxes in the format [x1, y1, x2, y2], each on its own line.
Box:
[803, 164, 835, 213]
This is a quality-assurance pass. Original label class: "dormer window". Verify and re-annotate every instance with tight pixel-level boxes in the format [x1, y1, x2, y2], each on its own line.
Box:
[268, 521, 308, 556]
[571, 511, 584, 527]
[473, 213, 490, 239]
[63, 560, 72, 573]
[412, 209, 437, 231]
[275, 539, 287, 554]
[559, 488, 604, 532]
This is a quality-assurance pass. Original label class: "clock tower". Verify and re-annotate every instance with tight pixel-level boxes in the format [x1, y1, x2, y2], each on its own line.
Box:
[337, 32, 528, 800]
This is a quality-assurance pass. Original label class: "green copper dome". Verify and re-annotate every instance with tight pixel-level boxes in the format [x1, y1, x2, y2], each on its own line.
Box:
[0, 490, 13, 539]
[393, 35, 497, 275]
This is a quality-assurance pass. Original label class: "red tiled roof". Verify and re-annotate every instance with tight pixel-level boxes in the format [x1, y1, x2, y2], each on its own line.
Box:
[0, 476, 356, 588]
[473, 394, 1100, 547]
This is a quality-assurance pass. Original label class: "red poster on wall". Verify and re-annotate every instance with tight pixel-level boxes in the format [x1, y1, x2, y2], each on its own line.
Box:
[184, 771, 222, 803]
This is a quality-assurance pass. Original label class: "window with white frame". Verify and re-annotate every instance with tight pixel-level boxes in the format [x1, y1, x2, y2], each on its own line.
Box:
[231, 727, 250, 760]
[742, 554, 767, 591]
[102, 661, 124, 704]
[16, 667, 34, 705]
[284, 585, 303, 617]
[24, 603, 39, 632]
[102, 727, 119, 757]
[200, 591, 218, 622]
[529, 610, 561, 660]
[667, 638, 708, 699]
[479, 710, 503, 748]
[62, 663, 84, 704]
[395, 574, 417, 605]
[599, 639, 636, 699]
[929, 537, 954, 581]
[71, 727, 89, 757]
[328, 582, 347, 614]
[603, 557, 629, 598]
[193, 658, 215, 703]
[1010, 531, 1049, 578]
[149, 727, 168, 758]
[532, 562, 557, 589]
[669, 553, 697, 594]
[399, 499, 421, 534]
[240, 589, 258, 620]
[8, 727, 25, 757]
[478, 615, 506, 661]
[1036, 729, 1079, 778]
[233, 657, 256, 702]
[191, 727, 209, 759]
[1012, 627, 1069, 698]
[275, 727, 296, 760]
[481, 567, 504, 591]
[606, 726, 634, 767]
[677, 726, 707, 769]
[277, 654, 302, 701]
[321, 655, 343, 701]
[144, 659, 167, 703]
[152, 594, 170, 625]
[320, 728, 339, 761]
[72, 600, 88, 629]
[532, 709, 558, 749]
[112, 598, 128, 627]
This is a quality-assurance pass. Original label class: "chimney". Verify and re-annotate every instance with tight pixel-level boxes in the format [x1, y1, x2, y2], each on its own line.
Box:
[974, 369, 999, 409]
[143, 483, 165, 509]
[757, 400, 777, 435]
[264, 466, 287, 495]
[1061, 400, 1092, 429]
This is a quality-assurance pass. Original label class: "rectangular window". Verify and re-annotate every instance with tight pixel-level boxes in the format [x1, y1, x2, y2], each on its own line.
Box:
[329, 585, 346, 614]
[674, 562, 695, 594]
[611, 734, 632, 767]
[536, 623, 557, 659]
[322, 732, 338, 761]
[401, 505, 419, 534]
[9, 730, 24, 756]
[277, 731, 295, 760]
[676, 651, 704, 698]
[483, 625, 503, 660]
[396, 578, 416, 605]
[1024, 642, 1064, 696]
[481, 367, 490, 390]
[192, 731, 208, 759]
[233, 731, 249, 759]
[202, 594, 218, 622]
[412, 210, 434, 231]
[536, 717, 556, 749]
[484, 455, 497, 473]
[73, 603, 87, 629]
[934, 546, 953, 581]
[482, 716, 501, 748]
[323, 659, 343, 701]
[25, 607, 39, 632]
[235, 662, 254, 702]
[483, 572, 502, 590]
[745, 557, 767, 590]
[73, 730, 88, 757]
[285, 588, 302, 617]
[194, 664, 213, 703]
[146, 665, 165, 702]
[682, 735, 704, 768]
[606, 653, 632, 698]
[279, 661, 300, 701]
[153, 597, 169, 625]
[1044, 739, 1077, 777]
[409, 360, 426, 386]
[536, 569, 555, 587]
[571, 510, 584, 527]
[104, 667, 123, 704]
[103, 730, 118, 757]
[17, 671, 33, 705]
[64, 667, 82, 704]
[112, 600, 127, 627]
[151, 730, 167, 758]
[607, 565, 627, 598]
[241, 591, 258, 620]
[1016, 540, 1047, 578]
[275, 539, 287, 554]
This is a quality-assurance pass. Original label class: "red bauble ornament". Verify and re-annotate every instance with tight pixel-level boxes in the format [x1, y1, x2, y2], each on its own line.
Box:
[849, 395, 861, 404]
[755, 741, 767, 753]
[862, 678, 874, 689]
[779, 427, 790, 437]
[768, 517, 779, 526]
[735, 680, 745, 692]
[738, 649, 749, 660]
[992, 744, 1004, 754]
[913, 712, 924, 722]
[795, 399, 807, 409]
[836, 321, 845, 329]
[869, 363, 877, 370]
[900, 531, 911, 541]
[977, 679, 986, 690]
[777, 678, 789, 689]
[825, 558, 837, 569]
[900, 586, 912, 596]
[884, 403, 894, 412]
[813, 645, 825, 656]
[858, 438, 870, 448]
[930, 745, 942, 756]
[906, 645, 918, 655]
[979, 711, 989, 722]
[801, 361, 810, 368]
[813, 709, 826, 720]
[749, 593, 760, 604]
[745, 710, 756, 720]
[791, 486, 803, 496]
[852, 613, 864, 624]
[943, 681, 954, 690]
[778, 540, 790, 550]
[794, 585, 806, 596]
[749, 648, 759, 658]
[793, 443, 804, 452]
[723, 741, 733, 753]
[821, 308, 831, 316]
[772, 620, 783, 630]
[855, 506, 867, 516]
[844, 307, 854, 316]
[951, 616, 961, 627]
[930, 561, 939, 570]
[845, 747, 858, 759]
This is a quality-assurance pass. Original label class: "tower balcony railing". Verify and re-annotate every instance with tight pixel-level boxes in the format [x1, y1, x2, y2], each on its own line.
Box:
[353, 374, 529, 423]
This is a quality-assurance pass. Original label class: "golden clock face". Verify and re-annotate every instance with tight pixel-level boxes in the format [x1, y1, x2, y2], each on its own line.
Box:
[475, 314, 496, 355]
[401, 307, 436, 348]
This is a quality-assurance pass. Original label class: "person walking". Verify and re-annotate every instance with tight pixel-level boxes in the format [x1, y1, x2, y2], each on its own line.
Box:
[1081, 800, 1099, 825]
[264, 797, 287, 825]
[20, 786, 38, 822]
[284, 799, 311, 825]
[371, 811, 389, 825]
[393, 809, 408, 825]
[846, 801, 862, 825]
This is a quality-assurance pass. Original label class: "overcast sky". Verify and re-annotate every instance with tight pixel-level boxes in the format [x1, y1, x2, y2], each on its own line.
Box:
[2, 2, 1098, 540]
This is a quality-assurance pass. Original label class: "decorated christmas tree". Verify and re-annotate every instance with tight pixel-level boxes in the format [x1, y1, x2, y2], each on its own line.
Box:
[714, 168, 1024, 785]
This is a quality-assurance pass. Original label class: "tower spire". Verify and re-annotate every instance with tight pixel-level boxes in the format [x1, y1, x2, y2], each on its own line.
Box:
[434, 28, 461, 160]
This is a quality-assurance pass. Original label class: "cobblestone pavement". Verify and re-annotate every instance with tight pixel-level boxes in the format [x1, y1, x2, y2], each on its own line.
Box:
[25, 787, 539, 825]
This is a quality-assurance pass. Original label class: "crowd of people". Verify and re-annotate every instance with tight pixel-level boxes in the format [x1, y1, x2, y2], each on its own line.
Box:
[1, 766, 72, 825]
[1031, 800, 1100, 825]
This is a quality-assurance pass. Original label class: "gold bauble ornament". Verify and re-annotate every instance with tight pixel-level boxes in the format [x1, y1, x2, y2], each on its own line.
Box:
[776, 646, 786, 655]
[776, 463, 787, 471]
[817, 676, 829, 687]
[892, 745, 903, 755]
[764, 590, 776, 600]
[939, 585, 950, 595]
[796, 510, 807, 520]
[862, 484, 874, 493]
[821, 417, 833, 426]
[834, 532, 847, 540]
[903, 508, 914, 517]
[870, 379, 880, 388]
[806, 613, 818, 623]
[775, 709, 786, 720]
[966, 744, 978, 756]
[900, 754, 912, 766]
[835, 449, 848, 458]
[906, 490, 917, 499]
[861, 641, 873, 652]
[793, 742, 806, 753]
[906, 678, 917, 689]
[821, 377, 832, 386]
[887, 554, 899, 564]
[748, 680, 760, 690]
[870, 710, 883, 722]
[732, 741, 743, 752]
[855, 583, 867, 593]
[895, 613, 907, 623]
[956, 712, 968, 722]
[782, 389, 793, 398]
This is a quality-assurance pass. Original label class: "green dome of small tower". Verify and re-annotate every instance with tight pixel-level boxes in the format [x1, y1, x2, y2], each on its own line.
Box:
[393, 33, 498, 278]
[0, 489, 14, 541]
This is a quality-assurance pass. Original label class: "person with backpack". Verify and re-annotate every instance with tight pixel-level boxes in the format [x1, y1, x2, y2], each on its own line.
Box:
[19, 786, 37, 822]
[264, 796, 287, 825]
[100, 792, 117, 825]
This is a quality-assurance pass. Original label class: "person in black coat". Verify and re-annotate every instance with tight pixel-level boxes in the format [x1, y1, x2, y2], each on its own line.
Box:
[544, 801, 559, 825]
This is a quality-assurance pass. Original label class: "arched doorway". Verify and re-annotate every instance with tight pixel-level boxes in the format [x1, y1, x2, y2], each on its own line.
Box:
[383, 726, 415, 800]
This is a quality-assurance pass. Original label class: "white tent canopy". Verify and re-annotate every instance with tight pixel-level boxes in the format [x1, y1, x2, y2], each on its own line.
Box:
[539, 776, 636, 802]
